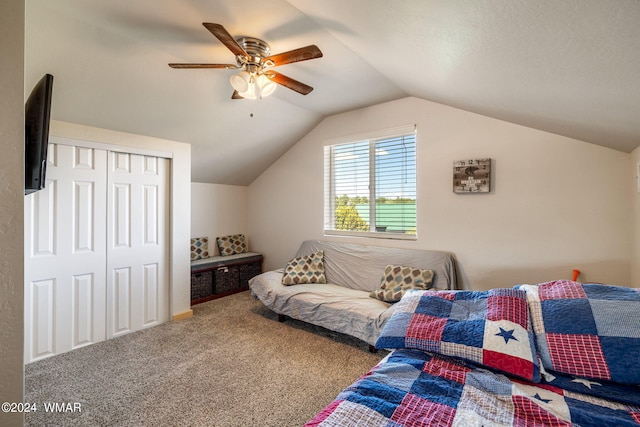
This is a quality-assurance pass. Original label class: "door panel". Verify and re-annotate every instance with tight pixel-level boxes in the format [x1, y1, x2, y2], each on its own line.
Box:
[31, 179, 56, 256]
[30, 279, 55, 358]
[24, 144, 107, 362]
[106, 153, 169, 339]
[112, 267, 132, 335]
[74, 181, 95, 252]
[143, 263, 160, 325]
[73, 273, 94, 347]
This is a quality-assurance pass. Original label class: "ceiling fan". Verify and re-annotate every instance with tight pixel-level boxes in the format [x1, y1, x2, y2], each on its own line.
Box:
[169, 23, 323, 99]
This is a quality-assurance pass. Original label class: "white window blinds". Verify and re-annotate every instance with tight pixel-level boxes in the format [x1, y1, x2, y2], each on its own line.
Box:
[324, 127, 417, 239]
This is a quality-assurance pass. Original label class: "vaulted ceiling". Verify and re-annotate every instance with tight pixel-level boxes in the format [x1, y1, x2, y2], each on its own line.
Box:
[25, 0, 640, 185]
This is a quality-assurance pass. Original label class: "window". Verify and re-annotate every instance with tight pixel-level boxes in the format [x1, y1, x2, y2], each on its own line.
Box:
[324, 125, 417, 239]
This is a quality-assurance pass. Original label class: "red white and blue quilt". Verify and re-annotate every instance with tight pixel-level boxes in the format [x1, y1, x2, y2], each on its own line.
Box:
[306, 349, 640, 426]
[307, 283, 640, 426]
[518, 281, 640, 384]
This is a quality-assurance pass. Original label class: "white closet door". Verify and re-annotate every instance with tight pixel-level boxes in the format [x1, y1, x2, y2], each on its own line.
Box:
[106, 152, 169, 338]
[25, 143, 171, 363]
[24, 144, 108, 362]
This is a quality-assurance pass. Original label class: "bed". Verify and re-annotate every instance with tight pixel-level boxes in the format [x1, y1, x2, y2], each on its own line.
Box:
[306, 281, 640, 426]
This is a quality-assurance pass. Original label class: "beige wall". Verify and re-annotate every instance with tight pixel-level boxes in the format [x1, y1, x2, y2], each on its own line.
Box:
[0, 1, 25, 425]
[49, 120, 193, 318]
[191, 183, 249, 255]
[631, 146, 640, 284]
[248, 97, 632, 290]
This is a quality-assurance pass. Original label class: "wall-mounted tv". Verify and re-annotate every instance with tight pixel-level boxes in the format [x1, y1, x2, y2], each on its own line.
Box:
[25, 73, 54, 195]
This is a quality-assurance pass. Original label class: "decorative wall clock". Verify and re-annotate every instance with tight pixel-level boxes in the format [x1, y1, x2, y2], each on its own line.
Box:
[453, 158, 491, 193]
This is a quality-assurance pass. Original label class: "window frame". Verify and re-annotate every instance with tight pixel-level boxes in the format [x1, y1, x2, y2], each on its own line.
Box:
[323, 124, 417, 240]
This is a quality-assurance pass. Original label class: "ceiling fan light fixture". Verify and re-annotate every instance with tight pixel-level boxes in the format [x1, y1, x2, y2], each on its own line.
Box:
[238, 82, 257, 100]
[232, 71, 276, 99]
[230, 70, 251, 93]
[256, 74, 277, 97]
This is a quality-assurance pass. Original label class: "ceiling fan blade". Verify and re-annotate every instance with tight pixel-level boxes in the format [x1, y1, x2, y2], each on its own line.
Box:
[231, 90, 244, 99]
[267, 71, 313, 95]
[265, 45, 323, 67]
[168, 63, 237, 69]
[202, 23, 248, 59]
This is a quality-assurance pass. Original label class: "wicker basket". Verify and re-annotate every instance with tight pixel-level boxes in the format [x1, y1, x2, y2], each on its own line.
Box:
[191, 270, 213, 300]
[214, 266, 240, 294]
[239, 261, 262, 286]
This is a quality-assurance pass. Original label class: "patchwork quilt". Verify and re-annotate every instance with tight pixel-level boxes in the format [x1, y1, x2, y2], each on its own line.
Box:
[375, 288, 540, 382]
[307, 282, 640, 426]
[306, 349, 640, 427]
[518, 281, 640, 384]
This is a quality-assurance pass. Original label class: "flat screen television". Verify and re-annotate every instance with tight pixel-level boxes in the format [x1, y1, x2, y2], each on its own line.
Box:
[25, 73, 54, 195]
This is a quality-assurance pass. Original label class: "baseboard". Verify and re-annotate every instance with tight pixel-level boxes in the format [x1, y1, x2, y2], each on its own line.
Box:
[172, 310, 193, 321]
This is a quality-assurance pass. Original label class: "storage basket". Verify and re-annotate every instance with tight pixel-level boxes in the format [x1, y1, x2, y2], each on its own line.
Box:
[214, 266, 240, 294]
[191, 270, 213, 300]
[239, 261, 262, 286]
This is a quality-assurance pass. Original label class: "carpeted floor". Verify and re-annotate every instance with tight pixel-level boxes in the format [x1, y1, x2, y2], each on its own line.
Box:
[24, 291, 386, 426]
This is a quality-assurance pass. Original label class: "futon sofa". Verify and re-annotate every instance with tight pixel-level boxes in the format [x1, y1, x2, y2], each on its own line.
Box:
[248, 240, 458, 349]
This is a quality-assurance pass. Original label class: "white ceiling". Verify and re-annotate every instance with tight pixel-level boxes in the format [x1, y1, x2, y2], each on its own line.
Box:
[25, 0, 640, 185]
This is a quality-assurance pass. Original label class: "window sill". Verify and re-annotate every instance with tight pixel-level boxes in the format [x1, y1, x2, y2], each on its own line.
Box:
[324, 230, 417, 241]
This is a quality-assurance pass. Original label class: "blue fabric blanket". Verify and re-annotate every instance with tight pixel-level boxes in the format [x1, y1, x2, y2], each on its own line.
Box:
[306, 349, 640, 426]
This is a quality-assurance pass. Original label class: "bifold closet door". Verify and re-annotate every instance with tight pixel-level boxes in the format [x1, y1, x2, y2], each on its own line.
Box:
[106, 152, 169, 338]
[25, 143, 171, 363]
[24, 144, 108, 362]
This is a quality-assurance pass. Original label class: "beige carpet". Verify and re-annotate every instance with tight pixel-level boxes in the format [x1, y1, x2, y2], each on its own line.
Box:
[25, 291, 385, 426]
